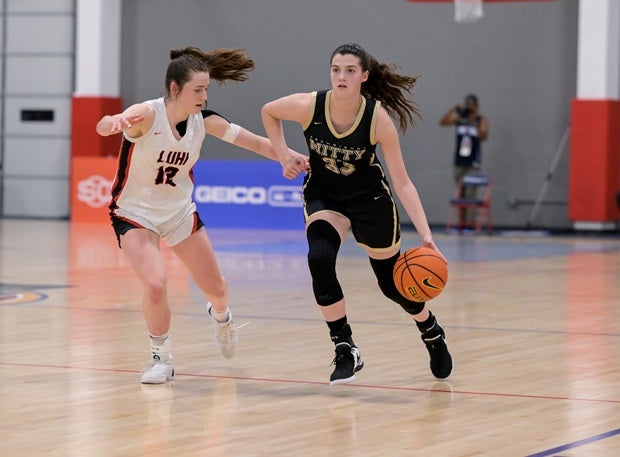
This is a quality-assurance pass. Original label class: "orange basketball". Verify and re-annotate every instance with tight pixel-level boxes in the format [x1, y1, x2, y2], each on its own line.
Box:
[393, 246, 448, 302]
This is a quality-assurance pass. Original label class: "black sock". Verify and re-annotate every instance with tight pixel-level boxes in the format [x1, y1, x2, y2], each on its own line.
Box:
[327, 316, 347, 333]
[416, 312, 438, 334]
[327, 317, 355, 346]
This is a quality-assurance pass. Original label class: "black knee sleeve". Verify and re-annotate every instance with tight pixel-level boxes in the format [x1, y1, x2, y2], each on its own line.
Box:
[369, 253, 426, 315]
[307, 220, 344, 306]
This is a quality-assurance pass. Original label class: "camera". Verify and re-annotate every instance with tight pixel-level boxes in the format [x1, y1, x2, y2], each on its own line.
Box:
[458, 107, 472, 117]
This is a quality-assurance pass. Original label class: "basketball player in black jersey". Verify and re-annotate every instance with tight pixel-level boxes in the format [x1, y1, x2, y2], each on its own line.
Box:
[262, 43, 452, 385]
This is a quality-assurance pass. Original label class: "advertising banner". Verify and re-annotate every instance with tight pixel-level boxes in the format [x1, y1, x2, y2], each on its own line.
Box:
[70, 158, 305, 230]
[193, 160, 304, 230]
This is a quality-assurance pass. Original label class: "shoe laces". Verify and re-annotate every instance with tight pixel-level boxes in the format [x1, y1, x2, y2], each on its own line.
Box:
[331, 343, 352, 366]
[141, 359, 172, 373]
[215, 318, 249, 341]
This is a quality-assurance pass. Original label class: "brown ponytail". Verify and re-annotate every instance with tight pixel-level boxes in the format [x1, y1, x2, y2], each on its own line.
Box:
[202, 48, 255, 83]
[165, 46, 255, 95]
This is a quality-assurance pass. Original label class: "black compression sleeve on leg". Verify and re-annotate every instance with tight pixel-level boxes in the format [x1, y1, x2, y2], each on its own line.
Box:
[306, 220, 344, 306]
[369, 253, 426, 315]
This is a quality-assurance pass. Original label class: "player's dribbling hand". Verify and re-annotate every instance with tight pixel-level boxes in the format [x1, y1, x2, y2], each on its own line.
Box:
[421, 237, 448, 264]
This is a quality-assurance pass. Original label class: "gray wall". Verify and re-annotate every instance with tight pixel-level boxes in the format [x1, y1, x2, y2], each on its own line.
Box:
[119, 0, 578, 230]
[1, 0, 75, 218]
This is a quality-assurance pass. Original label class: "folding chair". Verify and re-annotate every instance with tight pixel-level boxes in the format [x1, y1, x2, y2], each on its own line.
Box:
[446, 173, 493, 234]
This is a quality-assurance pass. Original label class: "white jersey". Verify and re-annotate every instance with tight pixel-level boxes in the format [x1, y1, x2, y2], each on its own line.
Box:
[109, 97, 206, 231]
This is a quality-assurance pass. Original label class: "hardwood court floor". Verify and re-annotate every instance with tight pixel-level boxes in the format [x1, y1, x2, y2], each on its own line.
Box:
[1, 218, 619, 456]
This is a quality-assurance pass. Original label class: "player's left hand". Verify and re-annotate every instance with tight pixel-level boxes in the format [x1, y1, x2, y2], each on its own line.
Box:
[283, 154, 309, 179]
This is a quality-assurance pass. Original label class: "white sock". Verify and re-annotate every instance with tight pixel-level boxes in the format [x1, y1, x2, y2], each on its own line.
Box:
[209, 304, 230, 323]
[149, 332, 172, 361]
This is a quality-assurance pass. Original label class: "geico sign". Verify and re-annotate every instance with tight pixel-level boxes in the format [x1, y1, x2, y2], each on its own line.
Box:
[195, 185, 302, 207]
[77, 175, 113, 208]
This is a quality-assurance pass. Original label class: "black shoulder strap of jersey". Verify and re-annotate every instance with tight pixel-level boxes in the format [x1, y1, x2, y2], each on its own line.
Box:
[313, 90, 328, 121]
[202, 109, 228, 121]
[175, 109, 229, 136]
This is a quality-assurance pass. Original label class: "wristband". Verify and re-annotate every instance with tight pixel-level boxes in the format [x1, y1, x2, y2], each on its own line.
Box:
[221, 123, 241, 143]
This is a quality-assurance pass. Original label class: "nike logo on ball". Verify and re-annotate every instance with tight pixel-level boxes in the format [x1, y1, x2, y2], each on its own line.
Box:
[422, 277, 442, 290]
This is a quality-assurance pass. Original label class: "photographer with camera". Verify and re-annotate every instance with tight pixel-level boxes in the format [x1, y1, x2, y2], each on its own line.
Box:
[439, 94, 489, 228]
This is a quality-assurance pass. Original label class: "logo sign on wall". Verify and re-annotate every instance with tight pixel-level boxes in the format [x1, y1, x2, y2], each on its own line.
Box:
[193, 160, 304, 230]
[70, 156, 117, 223]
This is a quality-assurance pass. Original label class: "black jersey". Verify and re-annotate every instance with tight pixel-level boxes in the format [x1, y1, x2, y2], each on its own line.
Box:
[453, 115, 482, 168]
[302, 90, 390, 202]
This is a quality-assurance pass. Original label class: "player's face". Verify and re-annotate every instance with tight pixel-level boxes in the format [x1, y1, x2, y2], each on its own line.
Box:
[178, 71, 210, 113]
[330, 53, 368, 95]
[464, 96, 478, 112]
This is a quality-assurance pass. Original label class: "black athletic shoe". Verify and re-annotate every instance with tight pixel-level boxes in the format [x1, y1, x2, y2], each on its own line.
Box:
[421, 324, 453, 380]
[329, 342, 364, 385]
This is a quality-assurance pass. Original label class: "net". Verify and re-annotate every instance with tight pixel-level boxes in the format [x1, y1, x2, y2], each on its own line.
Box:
[454, 0, 484, 23]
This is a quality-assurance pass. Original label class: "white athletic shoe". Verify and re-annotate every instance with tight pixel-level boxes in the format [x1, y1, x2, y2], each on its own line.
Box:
[207, 303, 238, 359]
[140, 357, 175, 384]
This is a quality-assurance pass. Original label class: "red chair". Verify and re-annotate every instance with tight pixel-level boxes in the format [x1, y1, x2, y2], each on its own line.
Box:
[446, 173, 493, 234]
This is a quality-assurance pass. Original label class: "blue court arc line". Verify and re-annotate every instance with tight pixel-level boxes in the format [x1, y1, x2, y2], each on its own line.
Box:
[525, 428, 620, 456]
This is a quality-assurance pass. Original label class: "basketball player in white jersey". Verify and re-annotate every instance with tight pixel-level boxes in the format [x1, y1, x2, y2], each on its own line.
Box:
[96, 46, 308, 384]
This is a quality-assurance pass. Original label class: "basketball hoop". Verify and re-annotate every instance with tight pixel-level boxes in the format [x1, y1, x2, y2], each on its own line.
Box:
[454, 0, 484, 23]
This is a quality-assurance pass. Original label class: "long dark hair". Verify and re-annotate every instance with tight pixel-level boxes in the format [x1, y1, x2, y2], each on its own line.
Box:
[331, 43, 420, 133]
[165, 46, 255, 95]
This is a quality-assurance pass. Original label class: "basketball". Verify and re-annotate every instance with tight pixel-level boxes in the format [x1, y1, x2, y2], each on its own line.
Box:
[393, 246, 448, 302]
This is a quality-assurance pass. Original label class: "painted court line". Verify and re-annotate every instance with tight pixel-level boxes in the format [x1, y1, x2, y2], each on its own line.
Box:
[524, 428, 620, 457]
[3, 361, 619, 405]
